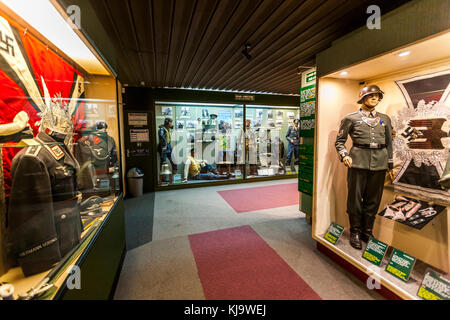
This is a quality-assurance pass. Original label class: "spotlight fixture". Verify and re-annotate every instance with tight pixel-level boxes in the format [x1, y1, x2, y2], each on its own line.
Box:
[242, 43, 252, 60]
[340, 71, 348, 76]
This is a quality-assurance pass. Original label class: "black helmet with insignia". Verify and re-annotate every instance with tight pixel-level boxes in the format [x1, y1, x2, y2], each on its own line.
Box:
[357, 85, 384, 104]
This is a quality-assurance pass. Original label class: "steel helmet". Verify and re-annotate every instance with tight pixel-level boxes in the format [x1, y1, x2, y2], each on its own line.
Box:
[164, 117, 173, 126]
[357, 85, 384, 104]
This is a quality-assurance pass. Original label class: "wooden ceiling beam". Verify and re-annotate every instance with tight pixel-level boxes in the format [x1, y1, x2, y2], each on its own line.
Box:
[180, 0, 245, 87]
[225, 31, 335, 90]
[100, 0, 142, 84]
[204, 0, 330, 88]
[171, 0, 220, 87]
[195, 0, 303, 89]
[216, 0, 355, 89]
[164, 0, 198, 85]
[183, 0, 267, 88]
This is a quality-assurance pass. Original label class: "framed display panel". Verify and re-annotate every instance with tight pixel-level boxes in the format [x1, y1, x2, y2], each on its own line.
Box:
[0, 3, 124, 300]
[313, 31, 450, 300]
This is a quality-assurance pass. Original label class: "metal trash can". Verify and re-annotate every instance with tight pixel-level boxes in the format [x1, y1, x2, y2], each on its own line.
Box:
[127, 168, 144, 197]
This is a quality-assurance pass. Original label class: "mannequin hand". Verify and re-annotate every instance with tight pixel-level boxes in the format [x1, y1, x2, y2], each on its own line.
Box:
[291, 140, 294, 144]
[343, 156, 352, 168]
[388, 169, 395, 181]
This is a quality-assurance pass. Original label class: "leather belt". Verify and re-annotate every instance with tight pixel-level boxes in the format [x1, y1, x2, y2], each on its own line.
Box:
[354, 143, 387, 149]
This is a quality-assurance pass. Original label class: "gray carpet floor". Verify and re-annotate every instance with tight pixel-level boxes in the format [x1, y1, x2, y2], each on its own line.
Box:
[116, 179, 384, 300]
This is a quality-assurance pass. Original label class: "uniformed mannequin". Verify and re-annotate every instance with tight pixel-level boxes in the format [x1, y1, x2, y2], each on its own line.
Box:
[237, 119, 257, 175]
[285, 119, 300, 168]
[158, 117, 177, 174]
[335, 85, 394, 250]
[7, 102, 82, 276]
[73, 121, 118, 196]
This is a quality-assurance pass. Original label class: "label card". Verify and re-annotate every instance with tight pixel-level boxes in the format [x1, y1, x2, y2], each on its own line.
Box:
[362, 237, 388, 267]
[324, 222, 344, 245]
[385, 248, 416, 282]
[417, 269, 450, 300]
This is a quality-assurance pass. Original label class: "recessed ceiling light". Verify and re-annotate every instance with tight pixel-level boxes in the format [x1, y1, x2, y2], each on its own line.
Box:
[2, 0, 110, 75]
[398, 51, 410, 57]
[340, 71, 348, 76]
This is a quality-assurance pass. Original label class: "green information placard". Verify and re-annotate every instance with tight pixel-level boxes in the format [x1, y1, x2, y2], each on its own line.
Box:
[298, 144, 314, 155]
[417, 269, 450, 300]
[385, 248, 416, 282]
[362, 238, 388, 267]
[299, 82, 316, 138]
[324, 222, 344, 245]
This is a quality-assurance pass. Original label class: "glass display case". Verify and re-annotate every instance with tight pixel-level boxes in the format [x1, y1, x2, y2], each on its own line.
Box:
[155, 102, 299, 186]
[0, 1, 122, 300]
[313, 31, 450, 300]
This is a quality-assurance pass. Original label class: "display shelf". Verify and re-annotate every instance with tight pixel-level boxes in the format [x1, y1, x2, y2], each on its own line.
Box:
[0, 196, 119, 300]
[315, 232, 447, 300]
[384, 184, 450, 206]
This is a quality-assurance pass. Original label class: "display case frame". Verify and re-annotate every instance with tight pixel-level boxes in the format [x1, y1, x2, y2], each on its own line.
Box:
[0, 1, 125, 300]
[312, 31, 450, 300]
[122, 87, 301, 193]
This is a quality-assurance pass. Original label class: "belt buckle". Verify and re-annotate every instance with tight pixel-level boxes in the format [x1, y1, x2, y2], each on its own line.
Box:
[370, 142, 378, 149]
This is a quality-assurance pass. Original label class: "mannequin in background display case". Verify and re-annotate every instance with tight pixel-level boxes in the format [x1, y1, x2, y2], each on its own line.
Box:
[335, 85, 395, 250]
[157, 117, 177, 176]
[74, 120, 119, 197]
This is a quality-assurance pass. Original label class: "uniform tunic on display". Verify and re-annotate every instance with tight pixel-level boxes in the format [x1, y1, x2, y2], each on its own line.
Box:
[335, 109, 394, 171]
[335, 108, 394, 236]
[7, 131, 82, 276]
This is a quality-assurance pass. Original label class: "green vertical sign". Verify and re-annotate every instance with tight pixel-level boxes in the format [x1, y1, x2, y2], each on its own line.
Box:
[417, 269, 450, 300]
[298, 144, 314, 195]
[385, 248, 416, 282]
[362, 238, 388, 267]
[299, 84, 315, 138]
[324, 222, 344, 245]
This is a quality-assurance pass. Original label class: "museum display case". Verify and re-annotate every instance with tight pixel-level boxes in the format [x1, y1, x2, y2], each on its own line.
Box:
[154, 102, 299, 186]
[313, 30, 450, 300]
[0, 1, 124, 300]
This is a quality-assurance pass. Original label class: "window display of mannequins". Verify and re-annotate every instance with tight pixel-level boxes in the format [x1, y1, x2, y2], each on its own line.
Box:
[335, 85, 395, 250]
[7, 98, 82, 276]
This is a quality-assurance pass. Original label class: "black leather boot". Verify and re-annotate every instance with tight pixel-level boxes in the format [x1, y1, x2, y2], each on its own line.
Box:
[361, 216, 376, 243]
[350, 231, 362, 250]
[348, 213, 362, 250]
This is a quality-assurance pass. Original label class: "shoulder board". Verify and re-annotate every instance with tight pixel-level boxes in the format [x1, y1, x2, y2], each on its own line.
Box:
[25, 145, 42, 157]
[44, 144, 65, 160]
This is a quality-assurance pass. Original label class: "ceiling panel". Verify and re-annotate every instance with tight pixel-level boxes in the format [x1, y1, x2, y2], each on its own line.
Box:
[64, 0, 412, 94]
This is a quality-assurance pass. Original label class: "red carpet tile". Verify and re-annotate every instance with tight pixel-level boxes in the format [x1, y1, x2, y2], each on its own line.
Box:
[217, 183, 299, 213]
[189, 225, 321, 300]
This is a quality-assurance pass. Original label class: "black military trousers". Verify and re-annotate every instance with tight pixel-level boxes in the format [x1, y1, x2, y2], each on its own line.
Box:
[346, 168, 386, 232]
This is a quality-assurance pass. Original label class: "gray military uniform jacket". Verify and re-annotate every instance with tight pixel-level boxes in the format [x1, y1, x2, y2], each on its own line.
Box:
[8, 131, 82, 276]
[335, 109, 393, 171]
